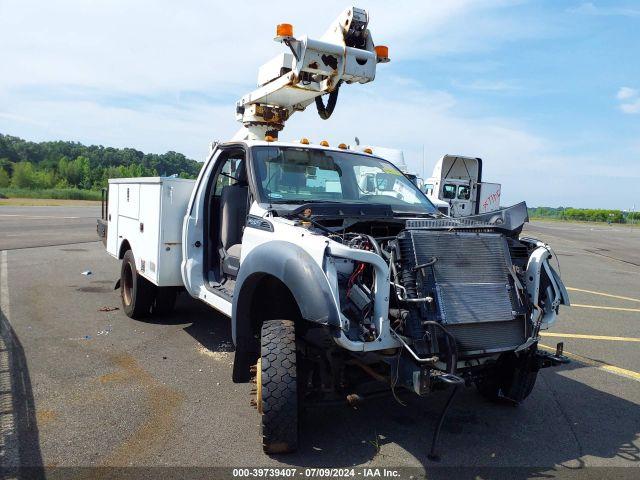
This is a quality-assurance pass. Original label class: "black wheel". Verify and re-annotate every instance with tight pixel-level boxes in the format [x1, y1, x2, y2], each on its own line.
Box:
[476, 350, 539, 404]
[152, 286, 177, 315]
[120, 250, 154, 319]
[258, 319, 298, 454]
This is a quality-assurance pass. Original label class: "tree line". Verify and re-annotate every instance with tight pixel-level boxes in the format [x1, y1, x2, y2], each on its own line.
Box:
[529, 206, 640, 224]
[0, 133, 203, 190]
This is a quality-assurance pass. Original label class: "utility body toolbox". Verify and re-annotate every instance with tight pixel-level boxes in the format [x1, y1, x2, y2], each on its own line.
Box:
[103, 177, 195, 287]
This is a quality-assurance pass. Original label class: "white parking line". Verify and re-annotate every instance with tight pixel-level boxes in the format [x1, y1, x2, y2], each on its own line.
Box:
[567, 287, 640, 304]
[540, 343, 640, 383]
[0, 214, 80, 219]
[0, 249, 20, 470]
[0, 252, 7, 313]
[571, 304, 640, 313]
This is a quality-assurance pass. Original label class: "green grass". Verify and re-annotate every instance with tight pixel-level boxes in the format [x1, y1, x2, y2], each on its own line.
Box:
[529, 216, 640, 227]
[0, 187, 102, 201]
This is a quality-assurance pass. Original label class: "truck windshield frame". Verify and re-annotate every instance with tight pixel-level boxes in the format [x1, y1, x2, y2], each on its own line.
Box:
[251, 146, 437, 214]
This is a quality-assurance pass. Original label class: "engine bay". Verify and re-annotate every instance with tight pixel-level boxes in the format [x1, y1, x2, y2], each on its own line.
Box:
[282, 201, 553, 362]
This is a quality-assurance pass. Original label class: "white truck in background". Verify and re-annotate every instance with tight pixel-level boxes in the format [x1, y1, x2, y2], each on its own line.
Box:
[349, 149, 504, 218]
[423, 154, 502, 218]
[354, 144, 452, 215]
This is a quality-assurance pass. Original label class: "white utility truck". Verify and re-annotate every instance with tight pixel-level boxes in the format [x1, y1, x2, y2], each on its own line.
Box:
[98, 7, 569, 458]
[423, 154, 502, 218]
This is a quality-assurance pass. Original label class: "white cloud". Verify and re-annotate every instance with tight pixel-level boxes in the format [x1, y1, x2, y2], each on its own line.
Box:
[0, 0, 535, 155]
[620, 101, 640, 114]
[617, 87, 637, 100]
[616, 86, 640, 114]
[279, 77, 640, 207]
[569, 2, 640, 17]
[0, 0, 540, 95]
[0, 0, 637, 208]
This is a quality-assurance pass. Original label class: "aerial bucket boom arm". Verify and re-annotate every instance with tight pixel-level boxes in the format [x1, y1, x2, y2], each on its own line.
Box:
[233, 7, 389, 141]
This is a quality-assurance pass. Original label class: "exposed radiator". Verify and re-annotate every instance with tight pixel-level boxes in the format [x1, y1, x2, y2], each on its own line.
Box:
[397, 230, 526, 353]
[445, 320, 526, 353]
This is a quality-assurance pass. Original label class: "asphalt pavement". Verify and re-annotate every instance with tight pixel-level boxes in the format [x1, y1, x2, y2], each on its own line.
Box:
[1, 206, 639, 478]
[0, 206, 101, 250]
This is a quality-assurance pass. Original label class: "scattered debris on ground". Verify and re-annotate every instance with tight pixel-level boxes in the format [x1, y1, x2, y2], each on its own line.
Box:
[196, 343, 232, 361]
[98, 306, 119, 312]
[97, 325, 113, 336]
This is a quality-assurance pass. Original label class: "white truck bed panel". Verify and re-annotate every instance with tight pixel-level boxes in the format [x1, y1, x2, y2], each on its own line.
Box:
[106, 177, 196, 287]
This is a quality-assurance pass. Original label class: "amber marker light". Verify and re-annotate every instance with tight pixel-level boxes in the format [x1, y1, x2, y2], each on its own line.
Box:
[375, 45, 390, 63]
[276, 23, 294, 38]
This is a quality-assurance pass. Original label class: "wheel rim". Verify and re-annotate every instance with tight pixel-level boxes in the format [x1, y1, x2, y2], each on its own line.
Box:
[123, 262, 133, 306]
[256, 357, 263, 414]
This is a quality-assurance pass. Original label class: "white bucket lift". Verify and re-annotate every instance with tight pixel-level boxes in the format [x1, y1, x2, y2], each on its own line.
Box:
[233, 7, 389, 141]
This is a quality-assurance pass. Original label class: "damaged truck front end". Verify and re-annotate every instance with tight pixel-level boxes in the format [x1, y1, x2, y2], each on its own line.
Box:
[232, 145, 570, 455]
[318, 202, 569, 404]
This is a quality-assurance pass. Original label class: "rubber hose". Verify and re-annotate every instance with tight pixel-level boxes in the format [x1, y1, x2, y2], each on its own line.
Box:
[315, 81, 343, 120]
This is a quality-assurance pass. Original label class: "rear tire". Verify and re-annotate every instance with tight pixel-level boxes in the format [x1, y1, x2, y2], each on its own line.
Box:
[259, 320, 298, 454]
[153, 286, 177, 315]
[120, 250, 154, 319]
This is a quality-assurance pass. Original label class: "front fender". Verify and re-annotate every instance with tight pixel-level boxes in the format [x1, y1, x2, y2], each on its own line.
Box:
[231, 241, 341, 383]
[232, 241, 340, 344]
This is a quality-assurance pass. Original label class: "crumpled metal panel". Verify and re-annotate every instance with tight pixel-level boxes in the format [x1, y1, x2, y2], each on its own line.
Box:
[406, 201, 529, 234]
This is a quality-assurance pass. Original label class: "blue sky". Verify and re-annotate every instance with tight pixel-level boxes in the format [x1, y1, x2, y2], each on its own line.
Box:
[1, 0, 639, 208]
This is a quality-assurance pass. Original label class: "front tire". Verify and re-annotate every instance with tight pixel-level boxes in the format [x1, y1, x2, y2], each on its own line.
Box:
[259, 320, 298, 454]
[476, 350, 539, 404]
[120, 250, 154, 319]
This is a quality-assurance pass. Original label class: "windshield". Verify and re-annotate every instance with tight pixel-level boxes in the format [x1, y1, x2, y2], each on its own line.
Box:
[252, 146, 436, 214]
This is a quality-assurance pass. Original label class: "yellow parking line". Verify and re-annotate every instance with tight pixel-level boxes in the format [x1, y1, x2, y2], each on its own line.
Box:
[570, 304, 640, 313]
[540, 332, 640, 342]
[566, 287, 640, 303]
[539, 344, 640, 382]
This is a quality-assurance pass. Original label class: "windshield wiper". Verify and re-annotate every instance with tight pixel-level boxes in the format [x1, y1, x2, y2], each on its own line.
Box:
[392, 211, 438, 218]
[269, 199, 344, 205]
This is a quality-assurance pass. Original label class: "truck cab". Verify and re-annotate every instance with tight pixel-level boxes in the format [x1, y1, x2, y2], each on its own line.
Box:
[425, 154, 501, 218]
[181, 140, 437, 308]
[441, 178, 472, 216]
